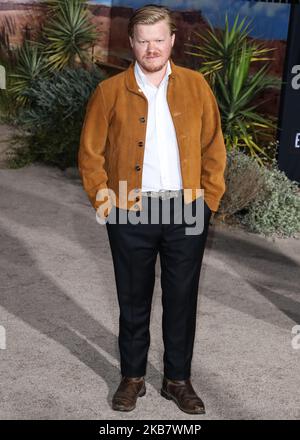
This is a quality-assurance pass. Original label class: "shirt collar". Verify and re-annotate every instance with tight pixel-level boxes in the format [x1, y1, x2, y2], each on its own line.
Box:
[134, 59, 172, 89]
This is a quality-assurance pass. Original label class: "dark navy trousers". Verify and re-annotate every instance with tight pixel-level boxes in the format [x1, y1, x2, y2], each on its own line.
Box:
[105, 194, 212, 380]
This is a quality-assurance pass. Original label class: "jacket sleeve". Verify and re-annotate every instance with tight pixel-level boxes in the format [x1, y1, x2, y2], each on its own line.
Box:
[200, 75, 227, 212]
[78, 83, 112, 218]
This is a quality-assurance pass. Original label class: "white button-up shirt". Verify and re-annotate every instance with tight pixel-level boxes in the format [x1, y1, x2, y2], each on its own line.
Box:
[134, 59, 183, 192]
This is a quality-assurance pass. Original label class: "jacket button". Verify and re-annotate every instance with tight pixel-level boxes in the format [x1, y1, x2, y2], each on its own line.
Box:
[135, 196, 140, 202]
[135, 165, 141, 171]
[139, 117, 145, 123]
[138, 141, 144, 147]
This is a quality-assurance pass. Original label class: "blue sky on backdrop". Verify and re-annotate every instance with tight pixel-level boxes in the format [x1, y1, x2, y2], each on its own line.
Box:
[89, 0, 290, 40]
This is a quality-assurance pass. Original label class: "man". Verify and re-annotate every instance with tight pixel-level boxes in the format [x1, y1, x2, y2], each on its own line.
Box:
[78, 4, 226, 415]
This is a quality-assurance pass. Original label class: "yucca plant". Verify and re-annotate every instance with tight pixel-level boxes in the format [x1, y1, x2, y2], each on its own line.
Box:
[185, 14, 282, 165]
[216, 41, 280, 165]
[41, 0, 97, 71]
[185, 14, 273, 85]
[8, 41, 47, 107]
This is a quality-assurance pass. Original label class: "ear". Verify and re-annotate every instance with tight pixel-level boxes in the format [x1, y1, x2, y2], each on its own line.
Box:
[171, 33, 175, 47]
[129, 36, 133, 48]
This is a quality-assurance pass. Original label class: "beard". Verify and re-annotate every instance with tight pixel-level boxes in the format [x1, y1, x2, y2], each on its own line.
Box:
[137, 51, 171, 73]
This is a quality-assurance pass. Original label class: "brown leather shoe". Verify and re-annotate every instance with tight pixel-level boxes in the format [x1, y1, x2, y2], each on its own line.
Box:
[161, 376, 205, 415]
[112, 376, 146, 411]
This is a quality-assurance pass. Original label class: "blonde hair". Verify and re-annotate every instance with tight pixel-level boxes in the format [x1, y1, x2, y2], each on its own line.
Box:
[128, 4, 177, 38]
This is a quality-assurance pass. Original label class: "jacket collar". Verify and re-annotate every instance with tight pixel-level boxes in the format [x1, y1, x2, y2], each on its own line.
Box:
[125, 57, 177, 94]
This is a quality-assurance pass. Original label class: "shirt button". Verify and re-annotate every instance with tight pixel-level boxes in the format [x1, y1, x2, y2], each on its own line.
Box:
[134, 188, 139, 193]
[139, 117, 145, 123]
[138, 141, 144, 147]
[135, 165, 141, 171]
[134, 204, 139, 209]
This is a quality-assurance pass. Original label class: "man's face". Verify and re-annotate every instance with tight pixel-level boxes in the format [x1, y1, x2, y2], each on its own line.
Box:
[129, 19, 175, 73]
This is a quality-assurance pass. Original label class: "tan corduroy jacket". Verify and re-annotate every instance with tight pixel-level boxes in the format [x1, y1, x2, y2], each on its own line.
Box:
[78, 58, 226, 219]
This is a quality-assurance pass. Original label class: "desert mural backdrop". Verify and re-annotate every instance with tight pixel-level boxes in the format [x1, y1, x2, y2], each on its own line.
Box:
[0, 0, 292, 117]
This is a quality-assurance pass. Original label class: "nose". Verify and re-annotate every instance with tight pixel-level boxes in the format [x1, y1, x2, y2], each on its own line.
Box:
[147, 41, 157, 51]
